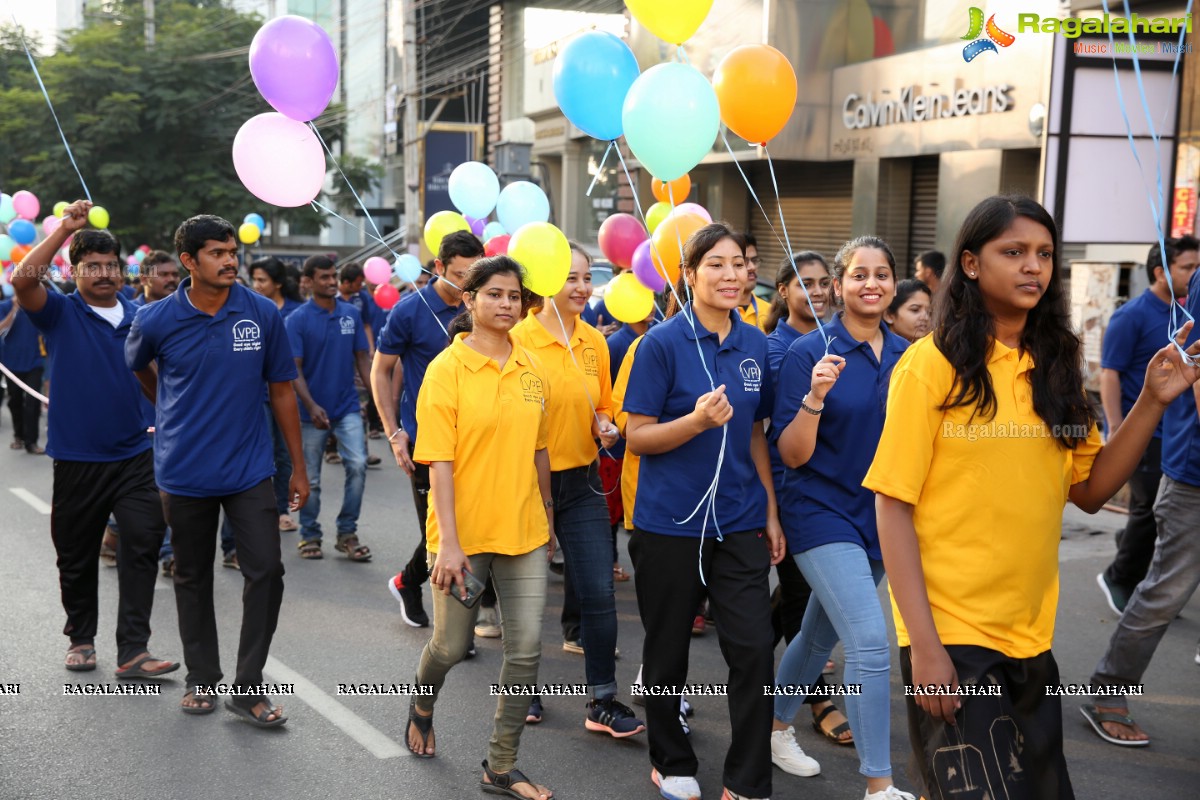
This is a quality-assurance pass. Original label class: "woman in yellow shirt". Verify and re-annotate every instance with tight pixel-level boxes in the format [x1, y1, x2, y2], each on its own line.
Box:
[864, 195, 1200, 800]
[512, 243, 644, 736]
[409, 256, 555, 800]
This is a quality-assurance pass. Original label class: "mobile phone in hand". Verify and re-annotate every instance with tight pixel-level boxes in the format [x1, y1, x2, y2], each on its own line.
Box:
[451, 568, 486, 609]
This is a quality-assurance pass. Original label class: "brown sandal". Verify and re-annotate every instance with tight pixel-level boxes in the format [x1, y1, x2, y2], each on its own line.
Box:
[335, 534, 371, 562]
[298, 541, 323, 559]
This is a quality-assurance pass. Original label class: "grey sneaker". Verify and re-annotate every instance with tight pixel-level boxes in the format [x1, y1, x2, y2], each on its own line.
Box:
[474, 606, 501, 638]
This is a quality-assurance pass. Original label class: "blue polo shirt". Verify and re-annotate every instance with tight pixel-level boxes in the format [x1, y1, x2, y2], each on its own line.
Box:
[766, 319, 805, 383]
[130, 294, 169, 429]
[286, 299, 369, 423]
[771, 314, 908, 559]
[344, 288, 386, 341]
[125, 279, 298, 497]
[280, 297, 304, 319]
[623, 304, 774, 537]
[1160, 277, 1200, 486]
[1101, 288, 1172, 439]
[25, 292, 151, 462]
[0, 300, 45, 372]
[378, 281, 463, 441]
[131, 294, 148, 308]
[119, 284, 136, 300]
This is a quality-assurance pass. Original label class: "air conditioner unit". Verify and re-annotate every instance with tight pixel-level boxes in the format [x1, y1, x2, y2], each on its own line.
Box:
[495, 142, 532, 178]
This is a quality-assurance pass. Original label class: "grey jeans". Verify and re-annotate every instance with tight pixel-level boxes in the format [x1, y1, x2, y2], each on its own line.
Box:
[1089, 476, 1200, 709]
[415, 546, 547, 772]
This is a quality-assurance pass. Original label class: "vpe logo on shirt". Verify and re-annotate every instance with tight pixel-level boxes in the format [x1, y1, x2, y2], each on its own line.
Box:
[521, 372, 545, 406]
[582, 347, 599, 377]
[739, 358, 762, 392]
[232, 319, 262, 352]
[339, 316, 355, 335]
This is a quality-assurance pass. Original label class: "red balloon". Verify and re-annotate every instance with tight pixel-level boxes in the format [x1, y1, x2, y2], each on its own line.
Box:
[374, 283, 400, 310]
[485, 234, 511, 257]
[597, 213, 648, 269]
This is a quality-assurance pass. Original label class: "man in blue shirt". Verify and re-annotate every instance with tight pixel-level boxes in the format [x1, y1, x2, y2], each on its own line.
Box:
[371, 230, 482, 627]
[132, 251, 180, 308]
[13, 199, 176, 678]
[333, 260, 387, 457]
[1097, 237, 1199, 613]
[287, 258, 373, 562]
[126, 214, 308, 727]
[0, 292, 46, 454]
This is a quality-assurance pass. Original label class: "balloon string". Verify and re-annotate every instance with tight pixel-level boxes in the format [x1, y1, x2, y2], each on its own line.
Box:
[0, 359, 49, 404]
[719, 131, 786, 248]
[1100, 0, 1198, 364]
[611, 144, 689, 313]
[586, 141, 615, 197]
[309, 198, 451, 341]
[310, 123, 390, 248]
[16, 23, 91, 202]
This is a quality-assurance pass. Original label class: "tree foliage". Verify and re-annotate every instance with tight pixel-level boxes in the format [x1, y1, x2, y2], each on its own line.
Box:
[0, 1, 378, 249]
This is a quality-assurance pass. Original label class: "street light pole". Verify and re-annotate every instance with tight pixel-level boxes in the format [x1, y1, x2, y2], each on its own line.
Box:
[402, 0, 421, 251]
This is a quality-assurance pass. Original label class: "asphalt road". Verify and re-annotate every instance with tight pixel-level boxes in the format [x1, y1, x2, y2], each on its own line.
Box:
[0, 418, 1197, 800]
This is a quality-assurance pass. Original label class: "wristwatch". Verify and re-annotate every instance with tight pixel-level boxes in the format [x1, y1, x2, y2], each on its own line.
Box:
[544, 499, 555, 509]
[800, 393, 824, 416]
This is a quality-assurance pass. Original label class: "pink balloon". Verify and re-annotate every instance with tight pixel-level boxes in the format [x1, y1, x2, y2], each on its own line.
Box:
[363, 256, 392, 285]
[232, 112, 326, 207]
[631, 239, 665, 292]
[672, 203, 712, 223]
[13, 190, 39, 220]
[374, 283, 400, 310]
[127, 255, 139, 266]
[42, 215, 61, 236]
[597, 213, 648, 269]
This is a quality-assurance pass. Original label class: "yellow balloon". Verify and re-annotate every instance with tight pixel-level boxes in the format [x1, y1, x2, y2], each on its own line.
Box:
[604, 273, 655, 324]
[509, 222, 571, 297]
[238, 222, 261, 244]
[627, 0, 714, 45]
[53, 201, 69, 218]
[88, 206, 110, 229]
[423, 210, 470, 254]
[646, 202, 672, 235]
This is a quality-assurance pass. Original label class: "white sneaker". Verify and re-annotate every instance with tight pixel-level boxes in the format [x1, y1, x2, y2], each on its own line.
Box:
[474, 606, 501, 638]
[652, 769, 701, 800]
[769, 726, 820, 777]
[863, 786, 917, 800]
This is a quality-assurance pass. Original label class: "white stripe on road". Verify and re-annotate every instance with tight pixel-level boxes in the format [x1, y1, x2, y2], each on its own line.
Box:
[264, 656, 406, 759]
[10, 488, 51, 515]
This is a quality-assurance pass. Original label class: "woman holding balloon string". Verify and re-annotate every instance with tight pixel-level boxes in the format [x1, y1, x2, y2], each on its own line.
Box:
[769, 236, 914, 800]
[623, 222, 784, 800]
[511, 242, 645, 738]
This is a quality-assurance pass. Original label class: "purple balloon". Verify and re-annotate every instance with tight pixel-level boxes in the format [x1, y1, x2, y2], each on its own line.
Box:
[250, 15, 339, 122]
[631, 239, 665, 292]
[470, 217, 487, 237]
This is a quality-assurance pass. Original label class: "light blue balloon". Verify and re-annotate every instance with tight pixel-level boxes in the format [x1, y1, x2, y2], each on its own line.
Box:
[8, 218, 36, 246]
[0, 234, 14, 261]
[622, 62, 720, 182]
[482, 221, 506, 243]
[393, 254, 423, 283]
[496, 181, 550, 235]
[244, 212, 266, 231]
[448, 162, 500, 220]
[553, 31, 640, 141]
[0, 193, 16, 225]
[127, 264, 140, 277]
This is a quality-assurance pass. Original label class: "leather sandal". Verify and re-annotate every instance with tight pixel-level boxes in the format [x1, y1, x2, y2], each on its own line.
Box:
[481, 759, 553, 799]
[406, 696, 435, 757]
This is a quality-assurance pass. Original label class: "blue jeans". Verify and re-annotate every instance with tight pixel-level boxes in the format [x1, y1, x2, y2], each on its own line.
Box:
[774, 542, 892, 779]
[553, 466, 619, 699]
[299, 415, 367, 544]
[265, 404, 292, 516]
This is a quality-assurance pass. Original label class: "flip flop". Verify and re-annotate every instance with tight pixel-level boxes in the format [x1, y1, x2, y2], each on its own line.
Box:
[115, 653, 180, 680]
[406, 697, 435, 757]
[1079, 704, 1149, 747]
[225, 698, 287, 728]
[65, 646, 97, 672]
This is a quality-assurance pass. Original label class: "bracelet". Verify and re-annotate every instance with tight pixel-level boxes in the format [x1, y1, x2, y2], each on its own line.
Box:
[800, 394, 824, 415]
[388, 428, 404, 441]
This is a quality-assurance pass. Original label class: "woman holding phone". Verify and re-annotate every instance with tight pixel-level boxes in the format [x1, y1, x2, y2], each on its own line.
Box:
[409, 255, 556, 800]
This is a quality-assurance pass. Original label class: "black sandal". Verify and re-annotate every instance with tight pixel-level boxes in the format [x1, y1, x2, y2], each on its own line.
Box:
[225, 697, 287, 728]
[811, 702, 854, 746]
[407, 696, 435, 758]
[481, 760, 553, 800]
[180, 690, 216, 715]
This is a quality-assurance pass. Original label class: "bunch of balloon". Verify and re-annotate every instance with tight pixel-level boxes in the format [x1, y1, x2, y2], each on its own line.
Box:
[235, 15, 338, 207]
[239, 213, 265, 245]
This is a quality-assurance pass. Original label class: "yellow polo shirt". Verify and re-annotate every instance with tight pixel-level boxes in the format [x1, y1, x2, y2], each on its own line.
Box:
[863, 336, 1102, 659]
[739, 296, 769, 331]
[414, 333, 550, 557]
[611, 335, 644, 531]
[512, 312, 613, 471]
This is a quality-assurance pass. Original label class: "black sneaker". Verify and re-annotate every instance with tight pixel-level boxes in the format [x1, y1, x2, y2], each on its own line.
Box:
[389, 575, 429, 627]
[1096, 572, 1130, 615]
[584, 695, 645, 738]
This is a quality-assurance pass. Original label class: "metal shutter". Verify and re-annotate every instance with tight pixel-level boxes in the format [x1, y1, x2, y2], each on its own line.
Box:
[750, 162, 855, 283]
[907, 156, 940, 274]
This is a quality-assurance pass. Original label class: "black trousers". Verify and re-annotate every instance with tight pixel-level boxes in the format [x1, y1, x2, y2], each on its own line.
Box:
[162, 479, 284, 690]
[900, 645, 1073, 800]
[1104, 436, 1162, 592]
[7, 367, 43, 449]
[51, 450, 165, 663]
[400, 441, 431, 588]
[630, 528, 774, 799]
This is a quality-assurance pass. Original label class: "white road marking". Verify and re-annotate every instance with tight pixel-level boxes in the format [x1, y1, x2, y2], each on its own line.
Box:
[10, 488, 51, 515]
[263, 656, 406, 759]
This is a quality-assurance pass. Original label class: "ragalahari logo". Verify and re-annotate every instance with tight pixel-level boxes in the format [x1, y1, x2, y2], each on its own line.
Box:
[961, 7, 1016, 62]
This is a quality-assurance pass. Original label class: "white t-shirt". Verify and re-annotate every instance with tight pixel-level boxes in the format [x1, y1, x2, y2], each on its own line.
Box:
[89, 303, 125, 328]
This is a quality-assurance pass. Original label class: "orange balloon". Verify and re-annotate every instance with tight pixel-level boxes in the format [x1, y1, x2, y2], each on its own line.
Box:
[712, 44, 797, 145]
[9, 244, 31, 263]
[652, 174, 692, 204]
[650, 212, 706, 287]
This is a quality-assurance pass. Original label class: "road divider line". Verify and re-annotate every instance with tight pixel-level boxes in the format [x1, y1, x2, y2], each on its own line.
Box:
[10, 488, 51, 515]
[264, 656, 406, 759]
